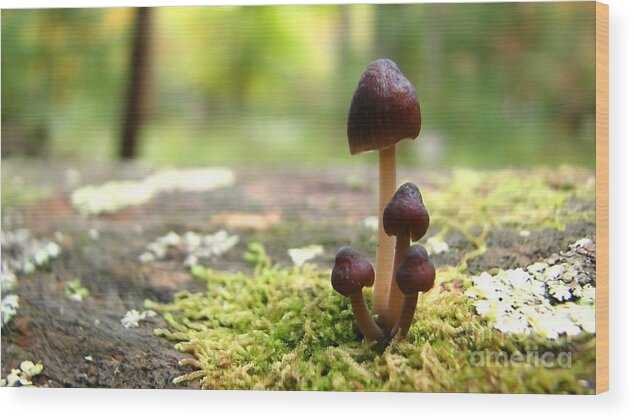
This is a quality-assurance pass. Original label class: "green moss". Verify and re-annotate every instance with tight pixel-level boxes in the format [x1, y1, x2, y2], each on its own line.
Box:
[147, 242, 595, 393]
[1, 176, 51, 211]
[147, 168, 596, 392]
[427, 167, 595, 232]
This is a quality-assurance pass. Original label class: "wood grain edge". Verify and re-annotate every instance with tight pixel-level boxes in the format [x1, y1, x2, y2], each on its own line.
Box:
[595, 0, 609, 395]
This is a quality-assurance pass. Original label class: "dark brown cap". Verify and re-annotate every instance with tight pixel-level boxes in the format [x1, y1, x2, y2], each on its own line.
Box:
[331, 247, 375, 297]
[396, 245, 435, 294]
[347, 59, 421, 155]
[383, 182, 429, 241]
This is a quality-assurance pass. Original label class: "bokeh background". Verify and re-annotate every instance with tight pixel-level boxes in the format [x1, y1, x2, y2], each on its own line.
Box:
[1, 2, 597, 168]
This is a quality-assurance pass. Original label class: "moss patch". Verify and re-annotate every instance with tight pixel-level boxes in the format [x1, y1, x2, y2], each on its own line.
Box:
[147, 243, 595, 393]
[427, 167, 595, 232]
[147, 168, 596, 393]
[1, 176, 51, 211]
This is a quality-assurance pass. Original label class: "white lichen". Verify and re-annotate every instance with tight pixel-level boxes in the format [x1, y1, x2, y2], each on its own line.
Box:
[465, 239, 596, 340]
[1, 294, 20, 327]
[121, 309, 157, 329]
[288, 244, 324, 266]
[88, 229, 100, 241]
[363, 216, 379, 231]
[64, 278, 90, 302]
[424, 236, 449, 255]
[548, 283, 572, 302]
[1, 265, 17, 293]
[572, 238, 593, 250]
[139, 230, 239, 267]
[71, 168, 235, 216]
[1, 361, 43, 387]
[1, 229, 61, 274]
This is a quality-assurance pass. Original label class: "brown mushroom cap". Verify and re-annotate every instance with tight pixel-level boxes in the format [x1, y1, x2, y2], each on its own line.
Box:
[383, 182, 429, 241]
[347, 58, 421, 155]
[396, 245, 435, 294]
[331, 247, 375, 297]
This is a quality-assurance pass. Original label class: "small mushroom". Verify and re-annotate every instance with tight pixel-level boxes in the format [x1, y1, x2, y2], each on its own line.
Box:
[347, 58, 421, 322]
[382, 182, 429, 328]
[391, 245, 435, 339]
[331, 247, 384, 342]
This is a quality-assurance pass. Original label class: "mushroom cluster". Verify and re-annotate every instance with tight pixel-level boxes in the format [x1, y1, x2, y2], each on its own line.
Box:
[331, 59, 435, 342]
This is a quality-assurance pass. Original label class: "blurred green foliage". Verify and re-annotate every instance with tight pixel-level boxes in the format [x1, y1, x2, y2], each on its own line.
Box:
[1, 3, 596, 168]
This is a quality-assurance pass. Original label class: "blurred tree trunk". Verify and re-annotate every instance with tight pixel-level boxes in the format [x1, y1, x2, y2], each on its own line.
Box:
[119, 7, 152, 160]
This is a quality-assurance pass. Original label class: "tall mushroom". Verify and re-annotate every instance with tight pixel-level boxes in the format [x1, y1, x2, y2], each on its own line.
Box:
[331, 247, 384, 342]
[347, 58, 421, 323]
[391, 245, 435, 338]
[382, 182, 429, 328]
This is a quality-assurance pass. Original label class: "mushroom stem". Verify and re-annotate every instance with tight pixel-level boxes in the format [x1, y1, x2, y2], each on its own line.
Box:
[385, 234, 411, 328]
[390, 293, 419, 339]
[350, 292, 385, 342]
[374, 146, 397, 321]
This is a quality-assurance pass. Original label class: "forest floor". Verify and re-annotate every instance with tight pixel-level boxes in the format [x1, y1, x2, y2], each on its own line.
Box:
[1, 160, 596, 392]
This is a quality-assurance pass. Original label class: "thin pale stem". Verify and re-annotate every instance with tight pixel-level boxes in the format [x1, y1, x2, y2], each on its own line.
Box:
[390, 293, 418, 339]
[350, 292, 385, 342]
[385, 235, 411, 329]
[373, 146, 397, 323]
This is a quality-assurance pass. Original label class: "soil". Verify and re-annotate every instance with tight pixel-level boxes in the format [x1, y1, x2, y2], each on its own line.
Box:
[1, 161, 596, 388]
